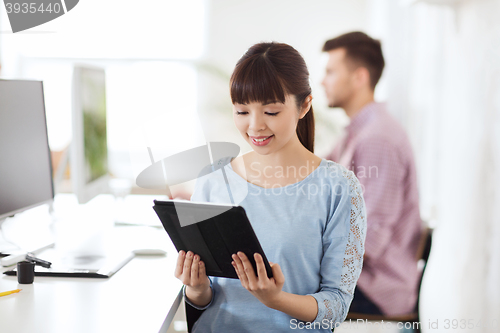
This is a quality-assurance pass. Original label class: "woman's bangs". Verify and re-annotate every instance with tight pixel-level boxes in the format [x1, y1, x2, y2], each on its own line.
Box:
[230, 57, 286, 105]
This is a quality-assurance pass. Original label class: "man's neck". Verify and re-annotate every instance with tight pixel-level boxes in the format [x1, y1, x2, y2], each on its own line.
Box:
[343, 93, 375, 119]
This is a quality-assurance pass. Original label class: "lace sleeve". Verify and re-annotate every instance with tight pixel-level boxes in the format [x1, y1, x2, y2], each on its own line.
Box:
[308, 166, 367, 326]
[339, 169, 367, 294]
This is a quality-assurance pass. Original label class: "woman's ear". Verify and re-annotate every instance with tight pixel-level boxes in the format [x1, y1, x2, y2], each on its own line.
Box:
[299, 95, 313, 119]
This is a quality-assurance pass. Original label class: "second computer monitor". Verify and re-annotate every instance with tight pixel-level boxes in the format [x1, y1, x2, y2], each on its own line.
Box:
[71, 65, 109, 204]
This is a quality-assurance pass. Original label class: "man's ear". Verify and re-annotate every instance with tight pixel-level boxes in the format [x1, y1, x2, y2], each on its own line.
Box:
[354, 67, 371, 90]
[300, 95, 313, 119]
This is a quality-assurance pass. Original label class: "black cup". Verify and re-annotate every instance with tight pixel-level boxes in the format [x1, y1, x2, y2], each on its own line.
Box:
[17, 260, 35, 284]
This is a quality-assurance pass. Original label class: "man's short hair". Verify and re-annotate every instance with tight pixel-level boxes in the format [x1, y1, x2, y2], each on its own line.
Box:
[323, 31, 385, 90]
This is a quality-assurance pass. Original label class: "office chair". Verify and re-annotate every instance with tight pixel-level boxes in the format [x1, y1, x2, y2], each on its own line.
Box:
[345, 226, 433, 333]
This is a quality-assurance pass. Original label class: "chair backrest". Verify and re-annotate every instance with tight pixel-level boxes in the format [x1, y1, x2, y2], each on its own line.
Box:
[421, 228, 433, 262]
[415, 226, 433, 262]
[415, 227, 433, 313]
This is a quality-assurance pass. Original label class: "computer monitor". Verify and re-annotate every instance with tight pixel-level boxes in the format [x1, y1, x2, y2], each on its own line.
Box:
[71, 65, 109, 204]
[0, 79, 54, 252]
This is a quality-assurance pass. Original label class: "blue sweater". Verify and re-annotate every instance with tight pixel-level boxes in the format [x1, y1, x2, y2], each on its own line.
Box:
[186, 156, 367, 332]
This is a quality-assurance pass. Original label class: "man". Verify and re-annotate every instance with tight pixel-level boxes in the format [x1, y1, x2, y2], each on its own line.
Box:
[322, 31, 422, 316]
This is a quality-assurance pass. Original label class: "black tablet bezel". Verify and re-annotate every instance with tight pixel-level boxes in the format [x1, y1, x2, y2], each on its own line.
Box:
[153, 199, 273, 279]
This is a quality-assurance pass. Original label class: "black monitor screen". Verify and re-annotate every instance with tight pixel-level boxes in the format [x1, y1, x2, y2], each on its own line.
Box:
[0, 80, 54, 220]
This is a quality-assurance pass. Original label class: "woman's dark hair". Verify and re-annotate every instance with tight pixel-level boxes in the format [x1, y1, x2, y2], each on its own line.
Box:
[230, 42, 315, 153]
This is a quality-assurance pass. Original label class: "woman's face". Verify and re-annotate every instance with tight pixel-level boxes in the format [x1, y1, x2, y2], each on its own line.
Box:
[233, 94, 306, 155]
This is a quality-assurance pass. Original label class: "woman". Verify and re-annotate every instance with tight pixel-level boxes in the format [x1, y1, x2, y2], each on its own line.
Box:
[175, 42, 367, 332]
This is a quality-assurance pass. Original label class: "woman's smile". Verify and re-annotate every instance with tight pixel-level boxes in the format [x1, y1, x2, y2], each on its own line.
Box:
[249, 135, 274, 146]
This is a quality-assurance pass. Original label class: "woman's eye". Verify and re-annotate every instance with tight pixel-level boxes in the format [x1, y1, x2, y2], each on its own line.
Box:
[235, 111, 279, 116]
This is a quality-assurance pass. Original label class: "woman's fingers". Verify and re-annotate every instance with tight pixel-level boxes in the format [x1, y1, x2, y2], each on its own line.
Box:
[174, 250, 186, 278]
[232, 259, 242, 280]
[254, 253, 268, 280]
[198, 259, 207, 278]
[191, 254, 200, 282]
[232, 253, 249, 287]
[270, 262, 285, 287]
[237, 252, 258, 288]
[182, 251, 194, 280]
[174, 251, 210, 294]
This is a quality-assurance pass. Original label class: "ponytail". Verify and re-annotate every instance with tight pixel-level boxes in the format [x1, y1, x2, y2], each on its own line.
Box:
[296, 105, 315, 153]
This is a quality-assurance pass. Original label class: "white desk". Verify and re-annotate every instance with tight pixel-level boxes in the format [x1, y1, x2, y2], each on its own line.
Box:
[0, 194, 184, 333]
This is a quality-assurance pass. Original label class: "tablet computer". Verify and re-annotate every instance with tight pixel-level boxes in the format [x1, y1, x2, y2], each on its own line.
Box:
[153, 200, 273, 279]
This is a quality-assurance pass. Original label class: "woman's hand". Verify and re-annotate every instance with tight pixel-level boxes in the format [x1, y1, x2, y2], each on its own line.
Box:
[233, 251, 318, 322]
[231, 251, 285, 308]
[175, 250, 211, 307]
